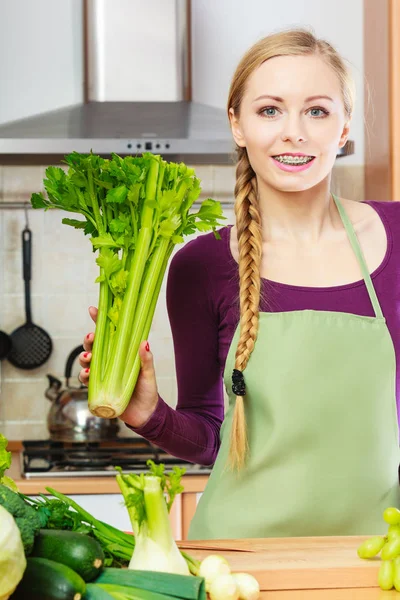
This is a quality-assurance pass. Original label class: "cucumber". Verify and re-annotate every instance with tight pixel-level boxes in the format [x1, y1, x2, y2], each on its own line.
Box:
[32, 529, 105, 582]
[12, 557, 86, 600]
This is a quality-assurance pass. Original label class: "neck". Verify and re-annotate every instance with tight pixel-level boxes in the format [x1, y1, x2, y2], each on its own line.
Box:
[256, 176, 342, 244]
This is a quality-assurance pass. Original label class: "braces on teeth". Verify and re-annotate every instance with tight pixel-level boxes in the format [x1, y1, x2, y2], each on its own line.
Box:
[274, 155, 314, 164]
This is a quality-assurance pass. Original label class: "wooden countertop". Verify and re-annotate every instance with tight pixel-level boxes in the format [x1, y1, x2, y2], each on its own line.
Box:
[179, 537, 397, 599]
[8, 447, 209, 495]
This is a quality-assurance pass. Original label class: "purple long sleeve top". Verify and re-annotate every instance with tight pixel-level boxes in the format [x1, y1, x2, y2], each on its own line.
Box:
[128, 201, 400, 466]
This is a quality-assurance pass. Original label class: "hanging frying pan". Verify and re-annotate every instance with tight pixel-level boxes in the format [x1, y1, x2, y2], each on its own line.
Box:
[7, 209, 53, 369]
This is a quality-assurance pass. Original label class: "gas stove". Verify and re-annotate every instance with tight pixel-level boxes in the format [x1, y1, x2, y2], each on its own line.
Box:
[21, 438, 213, 478]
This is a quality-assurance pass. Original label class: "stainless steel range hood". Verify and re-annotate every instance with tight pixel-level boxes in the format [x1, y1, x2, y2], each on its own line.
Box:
[0, 0, 353, 164]
[0, 0, 237, 164]
[0, 100, 234, 163]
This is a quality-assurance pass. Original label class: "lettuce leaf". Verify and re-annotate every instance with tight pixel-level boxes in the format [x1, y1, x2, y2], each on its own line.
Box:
[0, 434, 18, 492]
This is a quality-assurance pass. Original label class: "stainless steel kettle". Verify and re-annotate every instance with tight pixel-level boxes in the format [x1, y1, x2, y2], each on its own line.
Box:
[45, 345, 120, 442]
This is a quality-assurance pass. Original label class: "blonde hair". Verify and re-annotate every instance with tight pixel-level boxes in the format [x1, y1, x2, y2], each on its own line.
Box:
[227, 28, 356, 471]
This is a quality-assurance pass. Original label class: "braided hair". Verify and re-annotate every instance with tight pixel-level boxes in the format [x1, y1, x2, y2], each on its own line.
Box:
[226, 28, 355, 471]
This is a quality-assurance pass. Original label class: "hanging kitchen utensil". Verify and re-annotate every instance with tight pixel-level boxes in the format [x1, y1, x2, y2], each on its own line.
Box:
[0, 329, 12, 360]
[7, 206, 53, 369]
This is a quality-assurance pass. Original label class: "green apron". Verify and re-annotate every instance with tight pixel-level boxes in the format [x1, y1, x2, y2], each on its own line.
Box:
[188, 193, 400, 540]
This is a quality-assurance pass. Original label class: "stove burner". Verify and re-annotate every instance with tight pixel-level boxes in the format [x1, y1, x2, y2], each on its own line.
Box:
[65, 452, 113, 468]
[20, 438, 213, 478]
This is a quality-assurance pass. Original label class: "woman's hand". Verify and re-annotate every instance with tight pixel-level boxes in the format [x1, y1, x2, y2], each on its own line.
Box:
[79, 306, 159, 428]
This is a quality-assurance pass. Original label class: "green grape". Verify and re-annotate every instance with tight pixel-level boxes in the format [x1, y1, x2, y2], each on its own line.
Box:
[394, 559, 400, 592]
[381, 537, 400, 560]
[378, 560, 394, 590]
[383, 507, 400, 525]
[357, 536, 386, 559]
[388, 525, 400, 541]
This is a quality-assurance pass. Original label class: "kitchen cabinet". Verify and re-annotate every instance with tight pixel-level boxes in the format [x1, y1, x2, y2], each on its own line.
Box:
[364, 0, 400, 201]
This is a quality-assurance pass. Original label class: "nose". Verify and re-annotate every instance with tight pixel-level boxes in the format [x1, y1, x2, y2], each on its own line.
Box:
[280, 114, 307, 144]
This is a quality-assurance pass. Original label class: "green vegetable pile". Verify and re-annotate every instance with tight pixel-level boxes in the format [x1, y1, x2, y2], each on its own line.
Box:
[357, 506, 400, 591]
[0, 485, 41, 556]
[30, 152, 225, 420]
[0, 433, 259, 600]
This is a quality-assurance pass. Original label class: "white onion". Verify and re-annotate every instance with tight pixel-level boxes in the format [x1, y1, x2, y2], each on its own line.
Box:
[209, 574, 240, 600]
[199, 554, 231, 591]
[232, 572, 260, 600]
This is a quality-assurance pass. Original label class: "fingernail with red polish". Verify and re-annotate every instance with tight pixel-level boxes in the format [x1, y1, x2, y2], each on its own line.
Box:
[85, 368, 90, 373]
[86, 334, 91, 340]
[145, 342, 150, 352]
[83, 352, 88, 358]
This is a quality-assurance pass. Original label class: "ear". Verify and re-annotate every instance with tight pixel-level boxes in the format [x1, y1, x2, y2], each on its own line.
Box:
[229, 108, 246, 148]
[338, 120, 351, 149]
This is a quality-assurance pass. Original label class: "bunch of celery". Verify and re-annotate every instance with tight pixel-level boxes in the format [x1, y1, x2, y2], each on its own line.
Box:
[31, 152, 224, 418]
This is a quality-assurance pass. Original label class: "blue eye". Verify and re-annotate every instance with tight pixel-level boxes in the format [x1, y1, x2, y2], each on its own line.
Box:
[309, 108, 329, 118]
[260, 107, 278, 118]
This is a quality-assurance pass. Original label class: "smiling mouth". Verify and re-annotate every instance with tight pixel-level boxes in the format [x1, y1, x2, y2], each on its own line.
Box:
[272, 155, 315, 165]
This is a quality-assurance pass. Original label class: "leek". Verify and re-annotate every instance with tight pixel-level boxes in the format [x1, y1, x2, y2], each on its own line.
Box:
[31, 152, 225, 418]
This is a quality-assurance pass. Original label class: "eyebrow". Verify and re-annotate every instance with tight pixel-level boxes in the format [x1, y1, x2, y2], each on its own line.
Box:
[252, 94, 334, 103]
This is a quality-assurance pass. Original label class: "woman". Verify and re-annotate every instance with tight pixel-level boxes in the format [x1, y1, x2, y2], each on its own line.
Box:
[79, 29, 400, 539]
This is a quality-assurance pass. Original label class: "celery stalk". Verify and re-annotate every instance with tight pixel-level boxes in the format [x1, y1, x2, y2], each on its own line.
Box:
[90, 158, 160, 418]
[122, 248, 172, 406]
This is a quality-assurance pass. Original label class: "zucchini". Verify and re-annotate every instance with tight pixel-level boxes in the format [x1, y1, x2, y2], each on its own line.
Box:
[95, 568, 206, 600]
[12, 556, 86, 600]
[32, 529, 105, 582]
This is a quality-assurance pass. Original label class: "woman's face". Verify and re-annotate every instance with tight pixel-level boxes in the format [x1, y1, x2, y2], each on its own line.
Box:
[229, 54, 350, 193]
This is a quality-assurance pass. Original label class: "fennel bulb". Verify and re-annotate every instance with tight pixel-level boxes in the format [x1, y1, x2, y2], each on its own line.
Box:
[116, 461, 189, 575]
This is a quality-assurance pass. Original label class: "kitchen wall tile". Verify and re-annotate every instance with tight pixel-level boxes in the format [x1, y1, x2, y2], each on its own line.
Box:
[157, 376, 178, 409]
[0, 167, 3, 200]
[2, 294, 44, 332]
[42, 210, 91, 255]
[188, 165, 214, 196]
[0, 421, 48, 441]
[43, 293, 92, 338]
[2, 166, 44, 202]
[2, 208, 44, 252]
[41, 252, 93, 294]
[213, 165, 236, 197]
[150, 335, 175, 379]
[0, 380, 48, 421]
[151, 296, 172, 339]
[222, 207, 235, 225]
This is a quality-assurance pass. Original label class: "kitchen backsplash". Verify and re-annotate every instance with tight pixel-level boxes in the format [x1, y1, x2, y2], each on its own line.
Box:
[0, 162, 364, 440]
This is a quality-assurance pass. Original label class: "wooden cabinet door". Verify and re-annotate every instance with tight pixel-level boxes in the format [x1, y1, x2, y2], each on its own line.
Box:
[364, 0, 400, 201]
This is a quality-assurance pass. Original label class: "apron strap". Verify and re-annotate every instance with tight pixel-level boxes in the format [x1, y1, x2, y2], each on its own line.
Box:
[332, 193, 383, 319]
